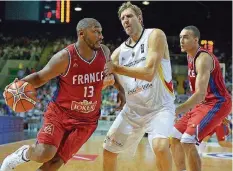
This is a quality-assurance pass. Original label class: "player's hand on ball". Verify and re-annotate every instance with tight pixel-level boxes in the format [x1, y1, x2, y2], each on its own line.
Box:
[4, 80, 37, 112]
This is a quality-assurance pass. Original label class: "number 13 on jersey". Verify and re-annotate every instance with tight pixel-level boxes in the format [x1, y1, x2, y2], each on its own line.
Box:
[84, 86, 94, 97]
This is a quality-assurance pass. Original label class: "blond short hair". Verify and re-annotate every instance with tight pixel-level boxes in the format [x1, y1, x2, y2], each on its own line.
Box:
[118, 2, 143, 19]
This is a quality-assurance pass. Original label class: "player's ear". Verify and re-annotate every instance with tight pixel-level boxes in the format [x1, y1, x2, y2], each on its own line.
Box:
[78, 30, 85, 38]
[138, 15, 143, 25]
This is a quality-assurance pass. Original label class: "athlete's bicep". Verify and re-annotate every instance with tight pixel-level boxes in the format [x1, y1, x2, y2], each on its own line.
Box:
[101, 44, 111, 61]
[37, 49, 69, 82]
[111, 47, 120, 65]
[147, 29, 166, 67]
[195, 53, 213, 95]
[146, 29, 166, 74]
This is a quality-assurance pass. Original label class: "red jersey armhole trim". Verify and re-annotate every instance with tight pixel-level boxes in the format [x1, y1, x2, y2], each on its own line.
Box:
[199, 50, 216, 73]
[60, 49, 71, 77]
[100, 45, 107, 62]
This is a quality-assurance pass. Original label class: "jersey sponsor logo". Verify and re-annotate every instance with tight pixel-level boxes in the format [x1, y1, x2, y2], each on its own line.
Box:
[104, 135, 124, 147]
[72, 71, 104, 85]
[41, 123, 54, 135]
[188, 69, 196, 77]
[127, 83, 153, 95]
[124, 57, 146, 67]
[71, 100, 97, 113]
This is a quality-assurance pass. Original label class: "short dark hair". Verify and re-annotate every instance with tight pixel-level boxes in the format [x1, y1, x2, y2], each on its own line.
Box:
[76, 18, 101, 32]
[183, 25, 200, 39]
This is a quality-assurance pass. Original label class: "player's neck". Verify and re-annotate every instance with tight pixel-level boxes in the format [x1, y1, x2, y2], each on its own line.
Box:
[130, 26, 143, 44]
[75, 41, 95, 61]
[187, 45, 200, 58]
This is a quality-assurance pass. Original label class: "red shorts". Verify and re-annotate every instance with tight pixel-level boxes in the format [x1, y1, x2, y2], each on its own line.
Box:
[174, 99, 232, 143]
[208, 122, 231, 141]
[37, 102, 98, 163]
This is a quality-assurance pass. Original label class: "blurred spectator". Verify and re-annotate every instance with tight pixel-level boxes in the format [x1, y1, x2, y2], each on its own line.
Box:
[30, 68, 36, 74]
[172, 77, 179, 97]
[25, 67, 31, 76]
[17, 68, 25, 79]
[183, 77, 189, 94]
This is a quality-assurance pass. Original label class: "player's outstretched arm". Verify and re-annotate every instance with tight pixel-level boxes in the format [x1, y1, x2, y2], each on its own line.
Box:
[109, 29, 166, 82]
[109, 46, 125, 93]
[176, 52, 213, 114]
[105, 46, 126, 109]
[21, 50, 69, 88]
[101, 44, 116, 89]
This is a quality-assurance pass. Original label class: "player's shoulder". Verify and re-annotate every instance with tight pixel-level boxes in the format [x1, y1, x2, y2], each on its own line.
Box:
[195, 52, 213, 70]
[100, 44, 110, 58]
[51, 49, 69, 64]
[149, 28, 166, 38]
[64, 43, 75, 50]
[100, 44, 109, 51]
[197, 52, 213, 62]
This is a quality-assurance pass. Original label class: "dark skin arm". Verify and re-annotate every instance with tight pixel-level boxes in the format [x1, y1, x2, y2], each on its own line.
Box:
[21, 50, 69, 88]
[101, 44, 126, 110]
[4, 49, 69, 91]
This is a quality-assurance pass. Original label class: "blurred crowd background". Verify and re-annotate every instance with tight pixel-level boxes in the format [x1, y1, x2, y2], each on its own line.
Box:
[0, 1, 231, 135]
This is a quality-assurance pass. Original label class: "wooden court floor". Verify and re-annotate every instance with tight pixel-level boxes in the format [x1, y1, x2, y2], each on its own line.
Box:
[0, 136, 232, 171]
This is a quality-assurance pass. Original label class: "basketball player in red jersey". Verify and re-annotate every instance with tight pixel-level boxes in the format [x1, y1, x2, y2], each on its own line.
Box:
[170, 26, 232, 171]
[1, 18, 125, 171]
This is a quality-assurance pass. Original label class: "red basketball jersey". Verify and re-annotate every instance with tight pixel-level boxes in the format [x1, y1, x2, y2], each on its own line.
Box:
[187, 47, 231, 102]
[52, 43, 107, 121]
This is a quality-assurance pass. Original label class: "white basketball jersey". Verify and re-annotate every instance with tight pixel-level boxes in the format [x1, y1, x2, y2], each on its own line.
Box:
[118, 29, 175, 116]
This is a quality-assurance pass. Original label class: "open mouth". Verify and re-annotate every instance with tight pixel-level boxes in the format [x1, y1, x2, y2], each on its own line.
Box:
[125, 25, 131, 29]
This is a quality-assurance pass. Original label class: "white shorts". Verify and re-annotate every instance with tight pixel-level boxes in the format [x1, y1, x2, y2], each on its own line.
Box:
[103, 108, 175, 155]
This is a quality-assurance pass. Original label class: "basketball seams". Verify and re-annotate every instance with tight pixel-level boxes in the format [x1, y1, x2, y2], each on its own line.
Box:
[13, 96, 19, 111]
[14, 81, 20, 95]
[4, 81, 37, 112]
[12, 93, 23, 111]
[21, 82, 29, 93]
[4, 90, 14, 101]
[20, 96, 37, 105]
[12, 82, 28, 111]
[12, 81, 20, 111]
[19, 98, 27, 112]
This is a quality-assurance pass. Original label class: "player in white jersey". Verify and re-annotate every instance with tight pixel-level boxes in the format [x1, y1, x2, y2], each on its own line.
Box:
[103, 2, 175, 171]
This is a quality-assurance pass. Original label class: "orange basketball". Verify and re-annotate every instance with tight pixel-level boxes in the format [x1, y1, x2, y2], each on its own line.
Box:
[3, 80, 37, 112]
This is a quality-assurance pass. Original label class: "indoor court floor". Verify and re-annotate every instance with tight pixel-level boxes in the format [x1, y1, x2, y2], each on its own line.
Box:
[0, 136, 232, 171]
